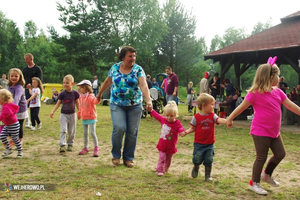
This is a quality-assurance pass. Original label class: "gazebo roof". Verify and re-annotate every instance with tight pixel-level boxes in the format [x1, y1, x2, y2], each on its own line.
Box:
[204, 10, 300, 65]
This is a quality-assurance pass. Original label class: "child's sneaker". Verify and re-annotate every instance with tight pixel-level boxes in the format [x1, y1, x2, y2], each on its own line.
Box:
[30, 126, 36, 131]
[93, 147, 99, 157]
[79, 147, 89, 155]
[37, 123, 42, 130]
[191, 165, 199, 178]
[261, 170, 280, 187]
[248, 180, 268, 195]
[67, 145, 73, 151]
[157, 172, 164, 176]
[60, 146, 66, 153]
[17, 151, 23, 158]
[2, 149, 12, 157]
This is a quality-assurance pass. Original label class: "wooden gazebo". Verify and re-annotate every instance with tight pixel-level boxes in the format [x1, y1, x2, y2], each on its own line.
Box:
[204, 10, 300, 91]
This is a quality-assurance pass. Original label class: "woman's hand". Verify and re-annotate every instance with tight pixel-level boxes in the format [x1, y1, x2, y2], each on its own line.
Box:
[146, 99, 153, 112]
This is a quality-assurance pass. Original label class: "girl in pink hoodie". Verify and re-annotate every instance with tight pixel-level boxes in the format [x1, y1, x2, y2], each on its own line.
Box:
[0, 89, 23, 158]
[77, 80, 100, 157]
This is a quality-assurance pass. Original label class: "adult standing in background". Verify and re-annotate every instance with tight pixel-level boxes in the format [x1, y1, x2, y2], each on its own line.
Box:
[199, 71, 210, 95]
[96, 46, 152, 168]
[23, 53, 43, 128]
[0, 73, 8, 89]
[152, 78, 159, 88]
[92, 75, 101, 96]
[146, 74, 153, 89]
[209, 72, 220, 99]
[279, 76, 289, 94]
[165, 66, 178, 103]
[220, 78, 236, 112]
[160, 78, 168, 106]
[186, 81, 195, 113]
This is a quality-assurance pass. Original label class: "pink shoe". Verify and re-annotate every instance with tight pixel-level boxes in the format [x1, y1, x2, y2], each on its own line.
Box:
[93, 147, 99, 157]
[157, 172, 164, 176]
[79, 147, 89, 155]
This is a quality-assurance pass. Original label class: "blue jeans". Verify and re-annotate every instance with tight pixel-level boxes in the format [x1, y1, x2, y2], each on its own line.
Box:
[193, 143, 214, 167]
[93, 89, 98, 96]
[110, 103, 142, 161]
[166, 95, 177, 103]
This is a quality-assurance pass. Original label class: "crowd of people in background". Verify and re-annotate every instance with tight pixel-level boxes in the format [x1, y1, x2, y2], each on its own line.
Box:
[2, 49, 300, 196]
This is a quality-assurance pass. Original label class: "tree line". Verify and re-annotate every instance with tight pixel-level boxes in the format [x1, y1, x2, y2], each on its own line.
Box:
[1, 0, 296, 91]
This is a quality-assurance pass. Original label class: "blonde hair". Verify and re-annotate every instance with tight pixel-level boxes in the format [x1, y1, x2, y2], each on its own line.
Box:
[197, 93, 215, 110]
[79, 84, 92, 93]
[0, 89, 13, 103]
[63, 74, 74, 83]
[32, 77, 44, 94]
[188, 81, 193, 89]
[7, 68, 25, 87]
[247, 63, 280, 93]
[163, 100, 178, 117]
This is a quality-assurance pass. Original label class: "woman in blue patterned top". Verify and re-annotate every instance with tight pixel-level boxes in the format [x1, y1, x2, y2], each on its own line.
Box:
[97, 46, 152, 168]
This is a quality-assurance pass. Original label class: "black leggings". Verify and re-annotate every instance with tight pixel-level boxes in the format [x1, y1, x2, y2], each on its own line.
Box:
[18, 119, 24, 139]
[252, 135, 285, 182]
[30, 107, 41, 127]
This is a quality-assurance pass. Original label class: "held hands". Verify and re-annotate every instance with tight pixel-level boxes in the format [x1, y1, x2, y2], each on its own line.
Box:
[146, 100, 153, 112]
[226, 119, 233, 129]
[179, 131, 187, 137]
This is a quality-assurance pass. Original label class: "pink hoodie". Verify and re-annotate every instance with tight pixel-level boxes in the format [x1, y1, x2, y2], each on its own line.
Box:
[0, 103, 19, 125]
[77, 93, 100, 120]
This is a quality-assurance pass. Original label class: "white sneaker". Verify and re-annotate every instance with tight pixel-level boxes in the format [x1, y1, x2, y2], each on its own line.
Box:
[17, 151, 23, 158]
[37, 123, 42, 130]
[25, 124, 31, 128]
[249, 180, 268, 195]
[2, 149, 12, 157]
[30, 126, 36, 131]
[261, 171, 280, 187]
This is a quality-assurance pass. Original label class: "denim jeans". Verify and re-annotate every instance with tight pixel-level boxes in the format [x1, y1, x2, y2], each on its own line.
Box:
[193, 143, 214, 167]
[110, 103, 142, 161]
[93, 89, 98, 96]
[166, 95, 177, 103]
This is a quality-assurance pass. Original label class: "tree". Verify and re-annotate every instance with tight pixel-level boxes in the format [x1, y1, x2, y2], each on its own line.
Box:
[0, 11, 24, 74]
[55, 0, 111, 78]
[157, 0, 200, 81]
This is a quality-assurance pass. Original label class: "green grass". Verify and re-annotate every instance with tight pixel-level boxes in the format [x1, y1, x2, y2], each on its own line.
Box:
[0, 96, 300, 199]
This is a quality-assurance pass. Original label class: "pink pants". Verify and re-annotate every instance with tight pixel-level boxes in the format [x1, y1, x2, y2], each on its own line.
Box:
[157, 151, 174, 173]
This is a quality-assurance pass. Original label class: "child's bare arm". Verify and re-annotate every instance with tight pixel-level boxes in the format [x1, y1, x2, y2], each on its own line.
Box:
[217, 118, 227, 125]
[50, 100, 61, 118]
[180, 126, 196, 137]
[26, 92, 37, 103]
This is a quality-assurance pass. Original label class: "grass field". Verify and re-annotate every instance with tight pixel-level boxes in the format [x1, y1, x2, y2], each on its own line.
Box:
[0, 94, 300, 199]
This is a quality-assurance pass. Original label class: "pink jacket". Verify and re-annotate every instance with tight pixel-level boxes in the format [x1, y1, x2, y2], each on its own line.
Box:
[77, 93, 100, 120]
[0, 103, 19, 125]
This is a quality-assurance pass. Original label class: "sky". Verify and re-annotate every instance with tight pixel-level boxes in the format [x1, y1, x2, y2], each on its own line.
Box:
[1, 0, 299, 47]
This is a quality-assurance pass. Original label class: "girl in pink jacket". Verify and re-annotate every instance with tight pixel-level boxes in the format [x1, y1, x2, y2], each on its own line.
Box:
[77, 80, 100, 157]
[0, 89, 23, 158]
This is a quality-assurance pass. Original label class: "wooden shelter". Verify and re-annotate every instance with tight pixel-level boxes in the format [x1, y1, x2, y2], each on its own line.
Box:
[204, 10, 300, 92]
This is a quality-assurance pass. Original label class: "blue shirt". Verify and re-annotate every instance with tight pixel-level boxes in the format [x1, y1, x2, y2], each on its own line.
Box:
[108, 62, 146, 106]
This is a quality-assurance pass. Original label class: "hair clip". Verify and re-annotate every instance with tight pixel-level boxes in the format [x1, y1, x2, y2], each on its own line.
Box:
[267, 56, 277, 77]
[267, 56, 277, 66]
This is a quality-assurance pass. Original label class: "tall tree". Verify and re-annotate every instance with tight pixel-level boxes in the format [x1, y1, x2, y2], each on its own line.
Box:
[158, 0, 199, 75]
[0, 11, 24, 74]
[101, 0, 168, 75]
[55, 0, 111, 77]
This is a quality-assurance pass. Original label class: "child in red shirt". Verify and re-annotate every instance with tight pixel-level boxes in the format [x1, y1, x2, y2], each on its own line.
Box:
[181, 93, 227, 181]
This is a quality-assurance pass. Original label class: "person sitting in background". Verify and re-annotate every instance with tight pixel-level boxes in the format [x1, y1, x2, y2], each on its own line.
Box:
[289, 87, 298, 105]
[52, 90, 59, 103]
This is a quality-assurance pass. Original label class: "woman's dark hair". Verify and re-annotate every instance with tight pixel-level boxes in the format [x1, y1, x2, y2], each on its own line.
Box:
[223, 78, 230, 84]
[214, 72, 219, 77]
[118, 46, 136, 61]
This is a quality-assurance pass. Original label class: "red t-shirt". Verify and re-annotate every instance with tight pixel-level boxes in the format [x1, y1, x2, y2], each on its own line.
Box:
[190, 113, 219, 144]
